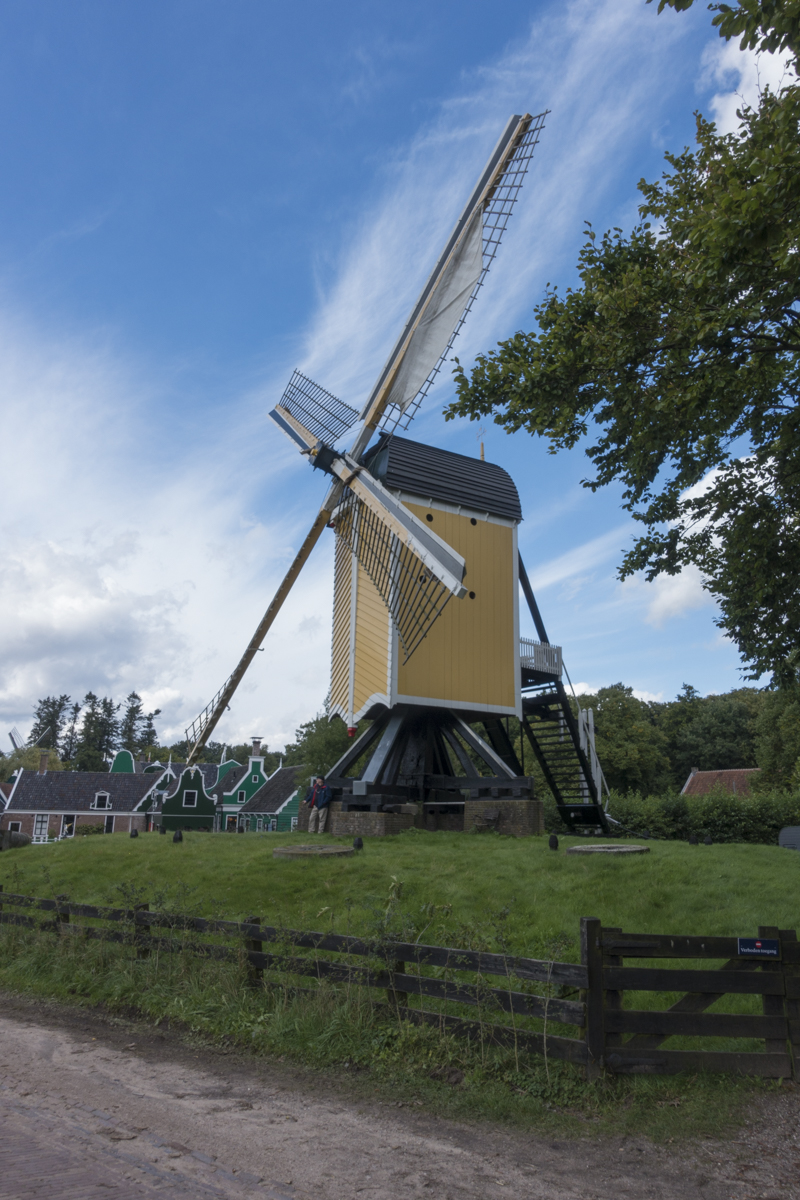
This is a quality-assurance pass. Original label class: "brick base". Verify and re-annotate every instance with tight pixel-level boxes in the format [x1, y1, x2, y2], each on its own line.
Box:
[296, 797, 544, 837]
[466, 798, 545, 837]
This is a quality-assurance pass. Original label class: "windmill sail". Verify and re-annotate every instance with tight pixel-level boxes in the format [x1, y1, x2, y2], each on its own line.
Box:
[278, 371, 359, 444]
[356, 110, 547, 442]
[380, 208, 483, 420]
[333, 489, 456, 661]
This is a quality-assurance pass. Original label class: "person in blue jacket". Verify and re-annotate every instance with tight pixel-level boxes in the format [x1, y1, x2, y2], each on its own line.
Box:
[304, 775, 332, 833]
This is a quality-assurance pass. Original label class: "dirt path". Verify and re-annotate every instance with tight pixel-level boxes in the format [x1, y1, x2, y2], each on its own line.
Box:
[0, 994, 798, 1200]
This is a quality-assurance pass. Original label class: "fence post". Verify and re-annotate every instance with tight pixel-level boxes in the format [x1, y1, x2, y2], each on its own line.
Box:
[246, 916, 263, 987]
[134, 902, 151, 959]
[580, 917, 604, 1080]
[55, 893, 69, 935]
[603, 926, 623, 1050]
[759, 924, 787, 1059]
[780, 928, 799, 1080]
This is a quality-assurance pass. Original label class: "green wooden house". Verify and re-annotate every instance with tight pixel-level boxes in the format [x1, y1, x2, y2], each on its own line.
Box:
[236, 764, 306, 832]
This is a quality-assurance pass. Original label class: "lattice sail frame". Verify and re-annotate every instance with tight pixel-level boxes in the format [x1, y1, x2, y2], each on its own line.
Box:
[279, 370, 359, 444]
[378, 111, 547, 436]
[333, 489, 454, 662]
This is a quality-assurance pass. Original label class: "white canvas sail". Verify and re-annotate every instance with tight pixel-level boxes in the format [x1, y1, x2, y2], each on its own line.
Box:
[382, 208, 483, 415]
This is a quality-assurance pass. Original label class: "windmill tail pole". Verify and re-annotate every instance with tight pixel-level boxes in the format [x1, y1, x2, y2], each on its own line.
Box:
[185, 507, 332, 765]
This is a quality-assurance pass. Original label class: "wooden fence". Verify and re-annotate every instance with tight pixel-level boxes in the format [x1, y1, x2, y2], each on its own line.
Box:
[1, 888, 797, 1080]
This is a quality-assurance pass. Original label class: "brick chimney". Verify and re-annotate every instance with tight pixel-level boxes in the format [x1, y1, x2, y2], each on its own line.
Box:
[39, 750, 49, 775]
[251, 737, 263, 756]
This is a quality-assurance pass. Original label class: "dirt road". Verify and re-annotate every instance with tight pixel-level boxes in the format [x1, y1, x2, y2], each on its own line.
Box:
[0, 993, 798, 1200]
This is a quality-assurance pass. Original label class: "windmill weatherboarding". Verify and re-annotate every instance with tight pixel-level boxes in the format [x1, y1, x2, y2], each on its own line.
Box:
[186, 112, 610, 834]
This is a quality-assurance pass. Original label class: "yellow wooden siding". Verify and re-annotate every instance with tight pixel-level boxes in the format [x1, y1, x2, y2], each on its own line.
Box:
[396, 504, 516, 709]
[329, 535, 352, 717]
[352, 561, 389, 714]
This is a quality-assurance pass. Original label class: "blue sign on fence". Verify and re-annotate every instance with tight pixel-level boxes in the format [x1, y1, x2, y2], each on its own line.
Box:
[737, 937, 780, 958]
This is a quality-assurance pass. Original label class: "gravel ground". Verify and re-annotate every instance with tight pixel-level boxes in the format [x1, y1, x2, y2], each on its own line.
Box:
[0, 991, 798, 1200]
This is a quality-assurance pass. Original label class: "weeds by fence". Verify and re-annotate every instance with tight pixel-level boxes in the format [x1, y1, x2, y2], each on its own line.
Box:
[0, 886, 797, 1080]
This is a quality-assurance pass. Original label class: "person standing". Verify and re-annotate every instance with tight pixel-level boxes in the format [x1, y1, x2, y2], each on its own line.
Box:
[304, 775, 332, 833]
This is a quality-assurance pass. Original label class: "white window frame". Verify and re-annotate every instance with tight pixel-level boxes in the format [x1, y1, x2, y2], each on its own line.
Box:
[256, 817, 263, 832]
[9, 820, 21, 833]
[252, 774, 258, 783]
[269, 817, 278, 832]
[61, 815, 75, 838]
[92, 793, 110, 810]
[291, 816, 298, 831]
[238, 790, 245, 803]
[183, 790, 198, 808]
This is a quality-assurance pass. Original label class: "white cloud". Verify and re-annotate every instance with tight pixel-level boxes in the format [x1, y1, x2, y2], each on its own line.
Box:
[700, 40, 795, 134]
[621, 563, 713, 628]
[526, 526, 631, 592]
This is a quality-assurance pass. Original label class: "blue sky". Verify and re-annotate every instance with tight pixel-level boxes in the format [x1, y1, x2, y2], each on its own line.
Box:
[0, 0, 786, 750]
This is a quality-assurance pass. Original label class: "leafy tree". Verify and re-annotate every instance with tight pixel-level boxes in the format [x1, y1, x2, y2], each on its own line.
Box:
[283, 712, 368, 786]
[446, 0, 800, 680]
[752, 667, 800, 787]
[569, 684, 672, 795]
[0, 746, 63, 783]
[660, 688, 764, 783]
[29, 695, 71, 749]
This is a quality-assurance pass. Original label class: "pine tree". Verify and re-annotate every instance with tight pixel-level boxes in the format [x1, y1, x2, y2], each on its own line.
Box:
[139, 707, 161, 750]
[119, 692, 144, 752]
[98, 697, 120, 759]
[74, 692, 118, 772]
[61, 701, 82, 762]
[29, 695, 71, 750]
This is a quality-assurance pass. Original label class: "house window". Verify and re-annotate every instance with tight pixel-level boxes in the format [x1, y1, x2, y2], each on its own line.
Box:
[9, 821, 21, 833]
[33, 814, 48, 839]
[183, 790, 198, 808]
[92, 793, 110, 809]
[252, 774, 258, 783]
[238, 790, 245, 803]
[269, 818, 278, 832]
[256, 818, 263, 832]
[104, 814, 115, 834]
[61, 815, 75, 838]
[291, 816, 298, 831]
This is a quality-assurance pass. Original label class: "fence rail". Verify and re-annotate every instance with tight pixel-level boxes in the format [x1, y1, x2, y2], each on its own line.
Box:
[1, 888, 797, 1079]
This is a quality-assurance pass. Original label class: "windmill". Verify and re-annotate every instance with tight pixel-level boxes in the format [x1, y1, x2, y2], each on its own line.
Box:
[186, 112, 609, 833]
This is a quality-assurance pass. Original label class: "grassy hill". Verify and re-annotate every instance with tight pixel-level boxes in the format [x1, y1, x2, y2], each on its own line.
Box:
[3, 829, 798, 954]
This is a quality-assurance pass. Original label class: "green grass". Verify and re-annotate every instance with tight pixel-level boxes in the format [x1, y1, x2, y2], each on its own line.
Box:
[2, 829, 798, 950]
[1, 830, 797, 1140]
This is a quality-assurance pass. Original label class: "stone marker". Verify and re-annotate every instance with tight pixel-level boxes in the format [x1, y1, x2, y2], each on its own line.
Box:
[273, 844, 354, 859]
[565, 844, 650, 856]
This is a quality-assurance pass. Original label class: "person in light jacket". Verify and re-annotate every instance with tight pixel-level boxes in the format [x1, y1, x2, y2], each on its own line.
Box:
[304, 775, 332, 833]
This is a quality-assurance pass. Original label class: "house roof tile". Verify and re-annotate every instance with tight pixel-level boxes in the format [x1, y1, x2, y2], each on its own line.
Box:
[240, 765, 306, 814]
[681, 768, 760, 797]
[7, 769, 164, 812]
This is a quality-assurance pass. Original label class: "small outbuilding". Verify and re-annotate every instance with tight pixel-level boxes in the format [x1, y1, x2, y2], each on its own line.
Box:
[681, 767, 761, 797]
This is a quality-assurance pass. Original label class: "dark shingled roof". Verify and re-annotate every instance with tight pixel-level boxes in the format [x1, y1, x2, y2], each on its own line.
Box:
[239, 765, 306, 814]
[7, 769, 164, 812]
[364, 435, 522, 522]
[681, 768, 760, 797]
[209, 763, 248, 801]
